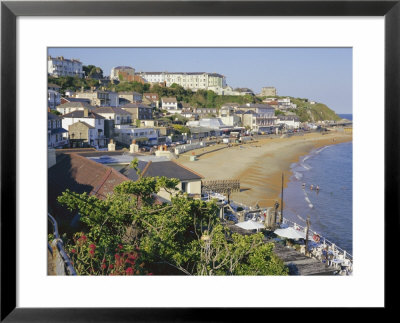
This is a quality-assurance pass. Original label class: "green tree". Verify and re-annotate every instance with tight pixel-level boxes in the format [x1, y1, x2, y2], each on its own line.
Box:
[57, 163, 288, 276]
[172, 124, 190, 135]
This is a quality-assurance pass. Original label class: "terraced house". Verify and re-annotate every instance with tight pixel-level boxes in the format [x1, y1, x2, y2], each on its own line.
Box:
[48, 56, 83, 78]
[137, 71, 226, 91]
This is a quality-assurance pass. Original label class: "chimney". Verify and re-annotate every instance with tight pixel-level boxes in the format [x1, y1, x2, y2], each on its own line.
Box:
[84, 108, 88, 117]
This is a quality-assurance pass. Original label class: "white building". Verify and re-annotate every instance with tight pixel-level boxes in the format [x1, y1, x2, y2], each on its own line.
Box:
[277, 98, 291, 106]
[48, 56, 83, 78]
[161, 97, 178, 110]
[207, 85, 250, 96]
[239, 103, 276, 131]
[219, 106, 241, 127]
[113, 125, 158, 146]
[137, 71, 226, 91]
[277, 116, 301, 129]
[61, 109, 105, 143]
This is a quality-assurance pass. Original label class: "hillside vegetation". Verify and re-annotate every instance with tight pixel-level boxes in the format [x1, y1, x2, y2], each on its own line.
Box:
[49, 76, 340, 122]
[289, 98, 341, 122]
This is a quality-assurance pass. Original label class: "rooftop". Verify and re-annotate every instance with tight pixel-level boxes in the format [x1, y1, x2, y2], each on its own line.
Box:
[121, 160, 203, 182]
[95, 107, 132, 115]
[161, 97, 177, 103]
[48, 152, 130, 225]
[58, 101, 93, 109]
[122, 103, 152, 109]
[112, 66, 134, 70]
[62, 110, 105, 119]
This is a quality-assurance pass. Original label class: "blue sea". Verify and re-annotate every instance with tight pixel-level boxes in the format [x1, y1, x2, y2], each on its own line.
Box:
[338, 113, 353, 121]
[283, 141, 353, 255]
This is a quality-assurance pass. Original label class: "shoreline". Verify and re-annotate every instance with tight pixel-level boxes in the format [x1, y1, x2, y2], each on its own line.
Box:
[178, 131, 352, 208]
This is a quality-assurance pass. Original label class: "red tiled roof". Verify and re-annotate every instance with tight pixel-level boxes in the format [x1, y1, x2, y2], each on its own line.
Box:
[48, 152, 130, 230]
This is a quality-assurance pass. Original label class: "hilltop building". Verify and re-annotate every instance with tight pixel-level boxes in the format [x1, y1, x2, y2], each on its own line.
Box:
[137, 71, 226, 91]
[110, 66, 135, 81]
[260, 87, 277, 97]
[48, 56, 83, 78]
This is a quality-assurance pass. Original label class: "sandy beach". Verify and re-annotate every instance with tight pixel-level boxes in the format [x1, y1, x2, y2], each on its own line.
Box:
[178, 131, 352, 208]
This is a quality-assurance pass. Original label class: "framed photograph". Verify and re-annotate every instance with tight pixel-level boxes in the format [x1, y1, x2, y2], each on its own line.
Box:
[1, 0, 398, 320]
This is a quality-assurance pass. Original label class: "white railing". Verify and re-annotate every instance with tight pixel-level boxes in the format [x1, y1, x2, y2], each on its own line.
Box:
[202, 193, 353, 275]
[280, 217, 353, 275]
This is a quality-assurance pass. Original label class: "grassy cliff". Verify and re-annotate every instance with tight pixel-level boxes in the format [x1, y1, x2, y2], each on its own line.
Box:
[288, 98, 341, 122]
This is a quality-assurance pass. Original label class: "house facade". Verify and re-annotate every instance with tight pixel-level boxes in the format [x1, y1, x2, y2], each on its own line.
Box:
[94, 107, 133, 125]
[219, 106, 241, 127]
[118, 91, 143, 104]
[75, 90, 119, 107]
[61, 109, 107, 147]
[161, 97, 178, 110]
[48, 113, 68, 148]
[240, 104, 277, 131]
[68, 121, 107, 148]
[277, 115, 301, 129]
[113, 125, 158, 146]
[137, 72, 226, 91]
[121, 103, 153, 121]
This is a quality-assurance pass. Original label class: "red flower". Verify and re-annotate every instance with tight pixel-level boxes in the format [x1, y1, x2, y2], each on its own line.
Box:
[101, 264, 106, 270]
[71, 249, 76, 254]
[109, 264, 114, 269]
[81, 235, 87, 241]
[118, 244, 123, 250]
[125, 267, 133, 275]
[115, 254, 120, 260]
[89, 244, 96, 250]
[126, 257, 136, 265]
[89, 249, 95, 257]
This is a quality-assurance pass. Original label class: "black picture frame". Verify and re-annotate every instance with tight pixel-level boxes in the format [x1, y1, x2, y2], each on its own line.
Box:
[1, 0, 398, 321]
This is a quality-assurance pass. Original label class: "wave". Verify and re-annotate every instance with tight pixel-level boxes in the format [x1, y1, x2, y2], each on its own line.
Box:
[296, 214, 306, 223]
[294, 171, 303, 180]
[300, 163, 312, 171]
[315, 146, 328, 154]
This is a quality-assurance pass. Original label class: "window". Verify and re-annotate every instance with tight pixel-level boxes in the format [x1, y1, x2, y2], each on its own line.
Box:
[181, 182, 187, 192]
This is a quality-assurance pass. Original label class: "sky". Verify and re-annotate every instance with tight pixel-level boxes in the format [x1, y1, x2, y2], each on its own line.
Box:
[48, 48, 352, 114]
